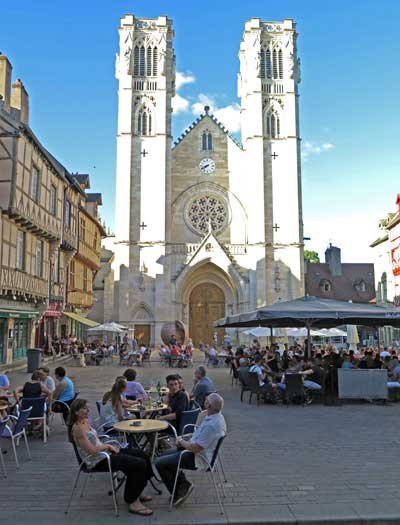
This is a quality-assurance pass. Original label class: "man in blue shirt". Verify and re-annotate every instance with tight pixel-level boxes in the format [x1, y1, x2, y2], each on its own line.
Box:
[53, 367, 75, 421]
[191, 366, 216, 408]
[155, 393, 226, 507]
[0, 373, 10, 401]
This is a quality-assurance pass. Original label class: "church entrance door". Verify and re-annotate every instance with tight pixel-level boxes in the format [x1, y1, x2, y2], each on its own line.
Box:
[134, 324, 151, 347]
[189, 283, 225, 347]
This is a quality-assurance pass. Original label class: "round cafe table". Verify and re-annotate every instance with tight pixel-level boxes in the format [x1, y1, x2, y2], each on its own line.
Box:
[113, 419, 168, 460]
[126, 403, 168, 419]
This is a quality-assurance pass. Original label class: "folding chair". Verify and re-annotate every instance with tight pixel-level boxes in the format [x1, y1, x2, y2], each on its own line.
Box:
[169, 434, 227, 514]
[65, 439, 123, 517]
[20, 397, 48, 443]
[1, 407, 32, 468]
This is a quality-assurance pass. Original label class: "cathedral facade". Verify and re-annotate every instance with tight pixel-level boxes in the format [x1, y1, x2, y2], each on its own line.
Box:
[107, 14, 304, 346]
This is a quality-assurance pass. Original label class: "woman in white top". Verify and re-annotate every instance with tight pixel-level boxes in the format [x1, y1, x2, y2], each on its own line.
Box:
[68, 398, 154, 515]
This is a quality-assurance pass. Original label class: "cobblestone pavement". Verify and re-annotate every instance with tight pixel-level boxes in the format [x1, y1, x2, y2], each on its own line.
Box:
[2, 357, 400, 524]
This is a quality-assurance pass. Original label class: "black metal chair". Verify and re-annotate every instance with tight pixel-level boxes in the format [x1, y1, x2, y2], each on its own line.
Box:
[284, 374, 305, 406]
[247, 372, 268, 405]
[238, 368, 251, 402]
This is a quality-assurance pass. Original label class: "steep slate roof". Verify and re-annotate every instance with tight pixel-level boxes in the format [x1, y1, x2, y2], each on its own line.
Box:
[305, 262, 375, 304]
[172, 109, 242, 150]
[86, 193, 103, 205]
[72, 173, 91, 188]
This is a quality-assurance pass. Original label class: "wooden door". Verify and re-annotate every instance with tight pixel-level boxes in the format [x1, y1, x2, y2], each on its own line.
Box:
[189, 283, 225, 346]
[135, 324, 151, 346]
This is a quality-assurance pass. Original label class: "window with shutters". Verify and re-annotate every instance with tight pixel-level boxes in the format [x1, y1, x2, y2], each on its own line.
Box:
[50, 185, 57, 216]
[16, 230, 25, 271]
[35, 240, 43, 278]
[30, 166, 39, 202]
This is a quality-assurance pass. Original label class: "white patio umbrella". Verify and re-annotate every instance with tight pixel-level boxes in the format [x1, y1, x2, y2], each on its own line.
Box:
[287, 327, 323, 337]
[243, 327, 288, 337]
[346, 325, 359, 351]
[87, 322, 124, 333]
[319, 328, 347, 337]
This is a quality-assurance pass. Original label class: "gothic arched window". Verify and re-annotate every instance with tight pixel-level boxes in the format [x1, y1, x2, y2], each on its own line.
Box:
[152, 47, 158, 76]
[261, 46, 281, 80]
[202, 131, 213, 151]
[320, 279, 332, 293]
[137, 107, 153, 136]
[266, 112, 280, 138]
[278, 49, 283, 79]
[133, 43, 158, 77]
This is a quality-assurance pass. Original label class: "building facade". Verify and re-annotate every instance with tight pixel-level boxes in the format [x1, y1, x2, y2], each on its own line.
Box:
[0, 54, 103, 365]
[106, 15, 305, 346]
[370, 199, 400, 346]
[305, 244, 375, 303]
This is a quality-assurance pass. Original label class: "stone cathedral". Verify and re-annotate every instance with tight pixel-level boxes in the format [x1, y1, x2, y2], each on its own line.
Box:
[105, 14, 304, 347]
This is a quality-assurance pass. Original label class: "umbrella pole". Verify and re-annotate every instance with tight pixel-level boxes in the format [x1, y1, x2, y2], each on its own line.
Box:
[270, 326, 274, 347]
[306, 322, 311, 360]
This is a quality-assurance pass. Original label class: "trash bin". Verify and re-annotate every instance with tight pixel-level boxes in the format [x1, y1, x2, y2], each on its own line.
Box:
[27, 348, 42, 373]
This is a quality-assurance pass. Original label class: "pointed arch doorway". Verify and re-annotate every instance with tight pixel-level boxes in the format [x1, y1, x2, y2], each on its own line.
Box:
[189, 283, 225, 346]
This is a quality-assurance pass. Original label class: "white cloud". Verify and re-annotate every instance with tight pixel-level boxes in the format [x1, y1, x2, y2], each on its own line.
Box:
[214, 103, 241, 133]
[191, 93, 241, 133]
[172, 71, 196, 115]
[175, 71, 196, 90]
[172, 93, 190, 114]
[302, 141, 335, 160]
[191, 93, 216, 115]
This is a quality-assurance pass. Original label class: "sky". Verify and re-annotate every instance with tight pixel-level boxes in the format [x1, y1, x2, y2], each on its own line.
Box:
[2, 0, 400, 263]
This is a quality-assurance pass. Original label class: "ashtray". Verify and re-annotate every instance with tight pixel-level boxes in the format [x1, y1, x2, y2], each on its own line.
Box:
[130, 421, 142, 427]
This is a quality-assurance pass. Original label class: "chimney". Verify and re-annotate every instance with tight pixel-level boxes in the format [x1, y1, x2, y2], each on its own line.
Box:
[325, 243, 342, 277]
[0, 52, 12, 112]
[11, 78, 29, 125]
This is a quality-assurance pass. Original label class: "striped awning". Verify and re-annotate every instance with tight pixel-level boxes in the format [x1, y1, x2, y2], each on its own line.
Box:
[62, 311, 99, 327]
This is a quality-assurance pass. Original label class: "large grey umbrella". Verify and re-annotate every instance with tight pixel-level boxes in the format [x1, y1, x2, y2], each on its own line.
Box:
[215, 296, 400, 357]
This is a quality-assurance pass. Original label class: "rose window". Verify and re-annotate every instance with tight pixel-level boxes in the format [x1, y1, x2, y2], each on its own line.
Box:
[185, 194, 229, 235]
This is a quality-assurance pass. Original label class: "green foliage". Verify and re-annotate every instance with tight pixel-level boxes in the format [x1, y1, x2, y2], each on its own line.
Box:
[304, 250, 320, 263]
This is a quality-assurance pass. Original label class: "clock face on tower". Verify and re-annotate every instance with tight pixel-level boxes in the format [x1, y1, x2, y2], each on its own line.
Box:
[199, 158, 215, 175]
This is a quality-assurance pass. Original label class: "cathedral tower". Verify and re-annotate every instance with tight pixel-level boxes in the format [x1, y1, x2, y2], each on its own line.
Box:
[239, 18, 304, 304]
[114, 15, 175, 278]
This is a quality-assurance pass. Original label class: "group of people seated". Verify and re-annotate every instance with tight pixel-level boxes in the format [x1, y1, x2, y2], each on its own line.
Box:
[0, 366, 75, 424]
[67, 364, 224, 515]
[158, 335, 193, 368]
[119, 343, 150, 366]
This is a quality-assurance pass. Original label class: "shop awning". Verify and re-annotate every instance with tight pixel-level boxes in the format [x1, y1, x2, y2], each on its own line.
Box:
[42, 310, 61, 318]
[0, 308, 41, 319]
[62, 312, 100, 327]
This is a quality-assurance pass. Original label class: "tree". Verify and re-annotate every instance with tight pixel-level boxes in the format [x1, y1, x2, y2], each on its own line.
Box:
[304, 250, 320, 263]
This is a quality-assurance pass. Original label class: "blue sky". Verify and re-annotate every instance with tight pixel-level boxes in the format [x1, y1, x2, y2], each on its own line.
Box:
[2, 0, 400, 262]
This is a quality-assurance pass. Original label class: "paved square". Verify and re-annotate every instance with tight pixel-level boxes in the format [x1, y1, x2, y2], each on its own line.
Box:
[2, 357, 400, 524]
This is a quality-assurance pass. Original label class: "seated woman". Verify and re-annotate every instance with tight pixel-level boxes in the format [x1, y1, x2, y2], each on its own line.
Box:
[123, 369, 146, 401]
[15, 370, 51, 401]
[68, 398, 154, 515]
[101, 377, 136, 428]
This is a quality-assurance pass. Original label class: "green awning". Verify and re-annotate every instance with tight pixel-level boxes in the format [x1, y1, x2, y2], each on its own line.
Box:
[0, 308, 41, 319]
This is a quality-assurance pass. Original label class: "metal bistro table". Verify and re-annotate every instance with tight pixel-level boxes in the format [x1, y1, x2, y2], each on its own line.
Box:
[113, 419, 168, 460]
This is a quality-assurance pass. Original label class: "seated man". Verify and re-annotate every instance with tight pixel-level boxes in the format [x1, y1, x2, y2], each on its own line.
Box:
[155, 393, 226, 506]
[159, 374, 188, 433]
[249, 356, 276, 399]
[53, 366, 75, 421]
[191, 366, 216, 409]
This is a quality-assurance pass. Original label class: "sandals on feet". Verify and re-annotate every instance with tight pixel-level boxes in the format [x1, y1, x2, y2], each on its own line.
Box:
[139, 495, 153, 502]
[129, 507, 153, 516]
